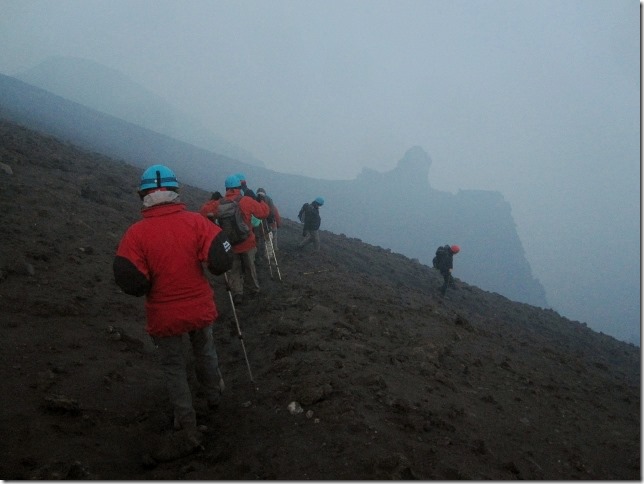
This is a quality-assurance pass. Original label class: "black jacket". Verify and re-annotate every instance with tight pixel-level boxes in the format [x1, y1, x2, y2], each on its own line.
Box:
[434, 245, 453, 273]
[299, 202, 321, 231]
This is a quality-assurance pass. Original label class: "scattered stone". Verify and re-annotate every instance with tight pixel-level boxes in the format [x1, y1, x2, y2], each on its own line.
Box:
[0, 161, 13, 175]
[43, 394, 81, 414]
[287, 401, 303, 415]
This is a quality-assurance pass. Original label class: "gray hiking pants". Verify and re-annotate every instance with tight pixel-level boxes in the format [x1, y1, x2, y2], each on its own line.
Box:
[228, 247, 260, 296]
[153, 325, 221, 430]
[440, 270, 455, 295]
[299, 229, 320, 250]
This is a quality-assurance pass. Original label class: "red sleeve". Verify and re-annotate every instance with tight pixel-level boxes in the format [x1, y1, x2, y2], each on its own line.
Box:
[116, 225, 149, 278]
[113, 224, 151, 296]
[199, 200, 219, 220]
[195, 214, 222, 262]
[273, 204, 282, 227]
[240, 197, 270, 222]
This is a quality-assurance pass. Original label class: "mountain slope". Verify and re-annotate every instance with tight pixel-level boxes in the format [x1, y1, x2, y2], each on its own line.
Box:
[0, 72, 548, 312]
[0, 119, 639, 479]
[13, 56, 265, 167]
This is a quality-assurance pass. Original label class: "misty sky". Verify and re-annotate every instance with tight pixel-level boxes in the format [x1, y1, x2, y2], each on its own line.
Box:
[0, 0, 640, 343]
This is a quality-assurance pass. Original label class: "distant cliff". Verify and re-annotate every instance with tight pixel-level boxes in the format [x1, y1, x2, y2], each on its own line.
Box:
[0, 73, 547, 308]
[332, 147, 548, 307]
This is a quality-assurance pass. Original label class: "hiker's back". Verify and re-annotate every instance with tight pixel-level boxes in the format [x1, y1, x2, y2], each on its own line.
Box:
[217, 196, 250, 245]
[298, 203, 309, 223]
[433, 245, 451, 271]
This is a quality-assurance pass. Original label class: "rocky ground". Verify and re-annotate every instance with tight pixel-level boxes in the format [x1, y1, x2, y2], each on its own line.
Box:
[0, 120, 640, 479]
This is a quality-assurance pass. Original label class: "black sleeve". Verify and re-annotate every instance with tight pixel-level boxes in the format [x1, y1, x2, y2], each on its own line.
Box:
[113, 256, 150, 296]
[207, 231, 234, 275]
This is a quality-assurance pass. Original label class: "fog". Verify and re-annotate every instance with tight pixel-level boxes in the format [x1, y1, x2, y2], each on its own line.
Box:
[0, 0, 639, 344]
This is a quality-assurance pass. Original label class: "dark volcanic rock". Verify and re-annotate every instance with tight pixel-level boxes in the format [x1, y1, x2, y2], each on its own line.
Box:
[0, 120, 639, 480]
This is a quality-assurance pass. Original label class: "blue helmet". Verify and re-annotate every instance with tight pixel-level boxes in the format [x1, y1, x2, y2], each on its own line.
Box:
[314, 196, 325, 206]
[139, 164, 179, 191]
[225, 174, 242, 189]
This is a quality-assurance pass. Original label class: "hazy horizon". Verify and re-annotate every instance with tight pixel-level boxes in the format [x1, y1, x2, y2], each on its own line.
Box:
[0, 0, 639, 344]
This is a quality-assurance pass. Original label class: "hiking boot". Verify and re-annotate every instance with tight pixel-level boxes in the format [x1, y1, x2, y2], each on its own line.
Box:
[203, 382, 223, 409]
[152, 428, 204, 462]
[207, 394, 221, 409]
[174, 413, 197, 431]
[233, 294, 243, 305]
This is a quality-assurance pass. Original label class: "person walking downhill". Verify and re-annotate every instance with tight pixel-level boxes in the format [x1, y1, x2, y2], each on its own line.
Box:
[298, 197, 324, 251]
[221, 174, 269, 305]
[113, 164, 233, 450]
[433, 244, 460, 296]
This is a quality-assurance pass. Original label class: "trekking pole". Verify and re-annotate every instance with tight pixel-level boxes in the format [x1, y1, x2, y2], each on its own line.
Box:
[216, 367, 226, 393]
[264, 221, 282, 282]
[223, 272, 254, 383]
[207, 277, 228, 392]
[260, 222, 274, 279]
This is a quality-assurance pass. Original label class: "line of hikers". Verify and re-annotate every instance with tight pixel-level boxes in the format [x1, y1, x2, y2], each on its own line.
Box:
[197, 171, 324, 305]
[112, 163, 458, 458]
[112, 164, 326, 456]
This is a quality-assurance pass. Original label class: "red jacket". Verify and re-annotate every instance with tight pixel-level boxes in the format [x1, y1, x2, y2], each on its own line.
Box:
[203, 189, 270, 254]
[114, 203, 232, 337]
[199, 199, 219, 221]
[269, 201, 282, 229]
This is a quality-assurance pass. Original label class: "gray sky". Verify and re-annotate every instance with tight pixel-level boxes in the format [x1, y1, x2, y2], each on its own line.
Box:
[1, 0, 640, 343]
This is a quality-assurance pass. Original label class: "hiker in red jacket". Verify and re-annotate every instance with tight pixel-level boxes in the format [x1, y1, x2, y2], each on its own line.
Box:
[254, 187, 282, 261]
[113, 164, 233, 435]
[199, 191, 222, 221]
[222, 174, 270, 305]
